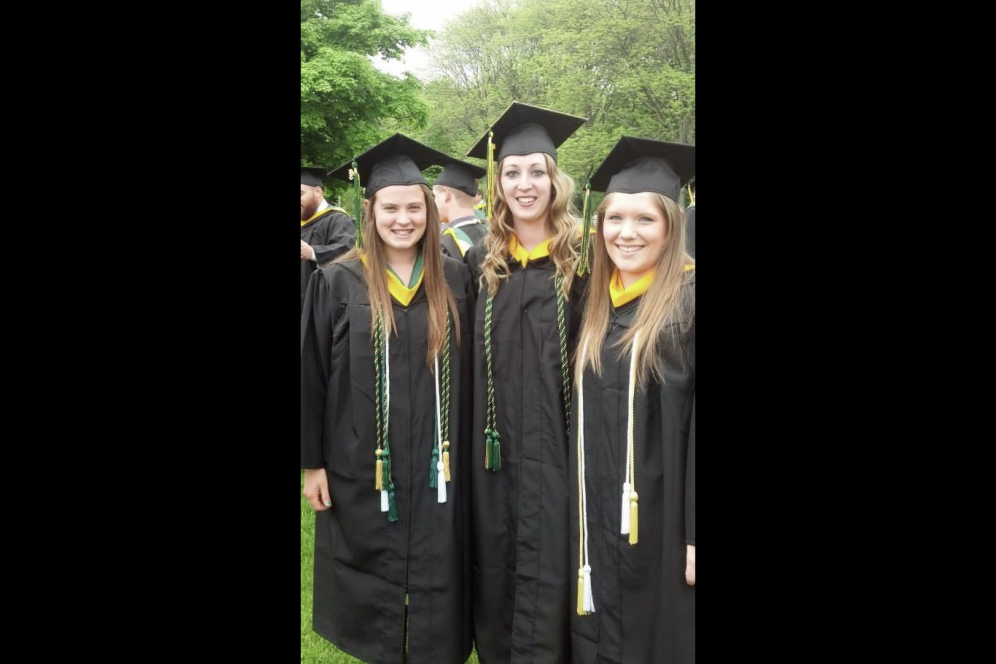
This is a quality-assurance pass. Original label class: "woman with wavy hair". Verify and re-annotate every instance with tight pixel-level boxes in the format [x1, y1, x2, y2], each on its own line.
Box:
[301, 135, 475, 664]
[463, 102, 588, 664]
[569, 136, 696, 664]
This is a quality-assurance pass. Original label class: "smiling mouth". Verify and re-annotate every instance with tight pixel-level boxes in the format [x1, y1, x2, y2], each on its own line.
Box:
[516, 196, 536, 206]
[392, 229, 414, 238]
[615, 245, 645, 254]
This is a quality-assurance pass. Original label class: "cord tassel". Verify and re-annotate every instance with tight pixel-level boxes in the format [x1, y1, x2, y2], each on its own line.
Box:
[387, 485, 398, 522]
[582, 564, 595, 613]
[375, 449, 384, 491]
[483, 293, 501, 471]
[620, 481, 631, 535]
[429, 446, 439, 489]
[443, 442, 451, 482]
[629, 492, 639, 545]
[576, 338, 595, 616]
[577, 181, 593, 275]
[486, 131, 495, 220]
[437, 460, 447, 503]
[349, 160, 363, 249]
[625, 332, 640, 545]
[576, 568, 587, 616]
[489, 429, 501, 471]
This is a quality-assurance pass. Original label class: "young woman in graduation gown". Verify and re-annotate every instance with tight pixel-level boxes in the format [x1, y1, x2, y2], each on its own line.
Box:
[569, 137, 696, 664]
[301, 136, 476, 664]
[462, 103, 589, 664]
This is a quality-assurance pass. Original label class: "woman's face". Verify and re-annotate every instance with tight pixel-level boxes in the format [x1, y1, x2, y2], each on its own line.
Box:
[602, 192, 668, 286]
[500, 153, 552, 225]
[368, 184, 428, 256]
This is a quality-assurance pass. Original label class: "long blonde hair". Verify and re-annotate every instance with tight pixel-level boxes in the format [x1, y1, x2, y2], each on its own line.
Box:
[575, 192, 694, 387]
[338, 184, 460, 363]
[479, 153, 579, 297]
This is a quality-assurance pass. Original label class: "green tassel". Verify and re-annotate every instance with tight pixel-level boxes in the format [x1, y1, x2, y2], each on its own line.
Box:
[429, 445, 439, 489]
[483, 292, 501, 472]
[484, 428, 494, 471]
[350, 159, 364, 250]
[387, 483, 399, 522]
[489, 429, 501, 472]
[577, 180, 593, 275]
[484, 428, 491, 470]
[493, 430, 501, 471]
[382, 448, 392, 492]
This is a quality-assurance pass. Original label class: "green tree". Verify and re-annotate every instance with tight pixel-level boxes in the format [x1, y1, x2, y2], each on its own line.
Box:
[301, 0, 431, 191]
[417, 0, 695, 201]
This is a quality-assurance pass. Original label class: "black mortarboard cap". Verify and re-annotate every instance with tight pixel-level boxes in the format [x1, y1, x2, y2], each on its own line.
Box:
[435, 159, 487, 197]
[589, 136, 695, 201]
[328, 134, 456, 199]
[301, 167, 327, 187]
[466, 101, 586, 163]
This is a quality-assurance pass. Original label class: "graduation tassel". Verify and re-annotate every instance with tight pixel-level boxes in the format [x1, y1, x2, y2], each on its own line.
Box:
[493, 430, 502, 470]
[484, 293, 501, 471]
[436, 460, 447, 504]
[620, 481, 631, 535]
[387, 483, 399, 522]
[374, 317, 384, 492]
[556, 273, 571, 434]
[486, 130, 496, 220]
[349, 160, 364, 249]
[432, 354, 447, 504]
[625, 331, 640, 546]
[429, 446, 439, 489]
[489, 429, 501, 471]
[687, 183, 694, 206]
[383, 316, 399, 522]
[576, 180, 593, 276]
[576, 568, 587, 616]
[441, 315, 452, 484]
[576, 338, 595, 616]
[582, 564, 595, 613]
[628, 492, 639, 545]
[381, 448, 393, 514]
[375, 448, 384, 491]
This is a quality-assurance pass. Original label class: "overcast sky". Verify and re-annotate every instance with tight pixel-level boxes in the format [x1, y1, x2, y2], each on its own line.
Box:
[372, 0, 488, 78]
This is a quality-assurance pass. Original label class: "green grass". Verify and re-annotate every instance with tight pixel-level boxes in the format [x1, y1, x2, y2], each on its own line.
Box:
[301, 474, 480, 664]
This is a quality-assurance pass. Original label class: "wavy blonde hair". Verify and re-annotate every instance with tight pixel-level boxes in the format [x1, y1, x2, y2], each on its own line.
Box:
[575, 192, 694, 388]
[479, 153, 580, 297]
[337, 184, 460, 363]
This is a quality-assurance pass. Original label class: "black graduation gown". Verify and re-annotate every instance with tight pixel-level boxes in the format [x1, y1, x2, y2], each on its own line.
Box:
[441, 220, 488, 259]
[301, 208, 356, 308]
[684, 205, 695, 259]
[568, 278, 696, 664]
[301, 255, 475, 664]
[464, 243, 588, 664]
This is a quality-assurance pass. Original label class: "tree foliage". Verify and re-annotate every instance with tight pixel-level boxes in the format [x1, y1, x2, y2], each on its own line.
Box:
[419, 0, 694, 195]
[301, 0, 431, 177]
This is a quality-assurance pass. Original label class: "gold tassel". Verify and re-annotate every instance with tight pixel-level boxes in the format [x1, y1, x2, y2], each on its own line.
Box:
[629, 492, 639, 545]
[576, 570, 587, 616]
[486, 131, 495, 221]
[375, 449, 384, 490]
[442, 441, 451, 482]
